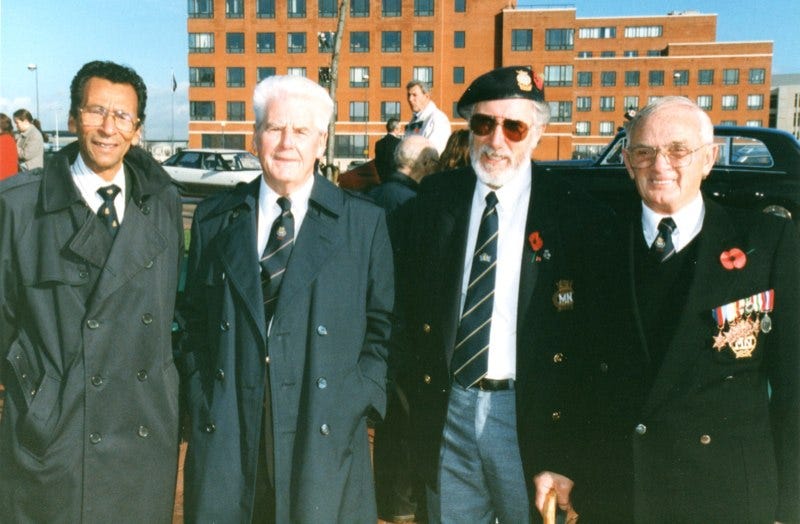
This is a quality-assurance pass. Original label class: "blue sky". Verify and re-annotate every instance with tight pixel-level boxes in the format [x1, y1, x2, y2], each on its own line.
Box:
[1, 0, 798, 140]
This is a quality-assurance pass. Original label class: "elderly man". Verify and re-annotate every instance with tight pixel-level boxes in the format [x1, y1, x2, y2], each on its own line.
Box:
[617, 96, 800, 522]
[179, 74, 393, 523]
[394, 66, 618, 523]
[0, 60, 184, 522]
[404, 80, 451, 154]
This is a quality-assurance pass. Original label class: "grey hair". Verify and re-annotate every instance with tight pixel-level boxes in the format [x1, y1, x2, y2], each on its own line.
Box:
[625, 96, 713, 143]
[253, 75, 334, 132]
[406, 79, 431, 94]
[460, 99, 551, 128]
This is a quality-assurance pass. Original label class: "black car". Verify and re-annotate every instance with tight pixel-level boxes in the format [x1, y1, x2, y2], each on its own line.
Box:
[537, 126, 800, 224]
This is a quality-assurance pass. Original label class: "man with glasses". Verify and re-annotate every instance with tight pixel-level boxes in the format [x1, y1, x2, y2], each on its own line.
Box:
[389, 66, 619, 523]
[616, 96, 799, 522]
[0, 61, 184, 522]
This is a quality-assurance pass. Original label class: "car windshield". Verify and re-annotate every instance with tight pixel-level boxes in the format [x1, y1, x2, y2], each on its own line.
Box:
[220, 152, 262, 171]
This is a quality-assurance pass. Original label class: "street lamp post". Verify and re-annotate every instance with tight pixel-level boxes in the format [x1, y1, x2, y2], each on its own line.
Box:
[27, 64, 39, 120]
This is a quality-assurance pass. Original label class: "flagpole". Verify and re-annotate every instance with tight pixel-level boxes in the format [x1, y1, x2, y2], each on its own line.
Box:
[171, 70, 176, 154]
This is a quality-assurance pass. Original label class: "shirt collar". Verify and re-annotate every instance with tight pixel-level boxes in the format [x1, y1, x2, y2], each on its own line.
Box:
[258, 172, 315, 221]
[641, 193, 705, 251]
[70, 153, 127, 203]
[474, 161, 532, 213]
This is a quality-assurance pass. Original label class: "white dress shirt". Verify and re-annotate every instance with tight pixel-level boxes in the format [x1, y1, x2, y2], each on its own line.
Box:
[641, 193, 705, 253]
[71, 154, 127, 223]
[257, 174, 314, 256]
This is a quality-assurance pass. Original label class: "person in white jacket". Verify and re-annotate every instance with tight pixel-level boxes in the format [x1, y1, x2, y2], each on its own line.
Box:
[404, 80, 451, 154]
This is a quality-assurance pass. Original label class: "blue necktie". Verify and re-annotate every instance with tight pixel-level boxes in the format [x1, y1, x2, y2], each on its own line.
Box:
[261, 196, 294, 322]
[452, 192, 498, 388]
[651, 217, 676, 262]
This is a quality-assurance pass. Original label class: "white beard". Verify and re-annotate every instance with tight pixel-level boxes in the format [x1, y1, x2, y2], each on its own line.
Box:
[470, 144, 529, 188]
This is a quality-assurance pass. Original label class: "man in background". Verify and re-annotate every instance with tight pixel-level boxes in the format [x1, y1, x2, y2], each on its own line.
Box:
[375, 117, 403, 182]
[404, 80, 451, 154]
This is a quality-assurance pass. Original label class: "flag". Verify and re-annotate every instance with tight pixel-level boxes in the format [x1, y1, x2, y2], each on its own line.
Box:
[172, 72, 177, 92]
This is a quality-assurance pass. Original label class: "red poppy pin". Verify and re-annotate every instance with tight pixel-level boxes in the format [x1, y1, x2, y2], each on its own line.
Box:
[528, 231, 543, 252]
[720, 248, 747, 270]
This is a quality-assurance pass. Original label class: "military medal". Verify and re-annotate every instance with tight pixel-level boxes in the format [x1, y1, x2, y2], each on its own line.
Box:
[711, 289, 774, 358]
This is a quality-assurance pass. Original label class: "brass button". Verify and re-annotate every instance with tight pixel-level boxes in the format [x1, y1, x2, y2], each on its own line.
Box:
[423, 374, 432, 384]
[700, 434, 711, 445]
[635, 424, 647, 435]
[553, 353, 565, 363]
[422, 323, 431, 334]
[551, 411, 561, 422]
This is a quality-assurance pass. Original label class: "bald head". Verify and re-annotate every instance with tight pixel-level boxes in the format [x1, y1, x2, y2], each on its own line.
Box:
[394, 135, 440, 182]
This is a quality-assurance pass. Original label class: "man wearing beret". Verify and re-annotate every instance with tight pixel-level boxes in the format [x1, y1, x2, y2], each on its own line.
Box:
[390, 66, 620, 522]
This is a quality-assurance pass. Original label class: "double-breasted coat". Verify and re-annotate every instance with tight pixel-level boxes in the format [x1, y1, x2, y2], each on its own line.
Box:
[611, 199, 800, 523]
[178, 175, 393, 523]
[391, 166, 621, 519]
[0, 142, 184, 522]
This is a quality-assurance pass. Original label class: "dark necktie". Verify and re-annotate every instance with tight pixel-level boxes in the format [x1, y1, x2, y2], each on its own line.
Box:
[452, 192, 499, 388]
[97, 185, 121, 237]
[261, 196, 295, 322]
[650, 217, 676, 262]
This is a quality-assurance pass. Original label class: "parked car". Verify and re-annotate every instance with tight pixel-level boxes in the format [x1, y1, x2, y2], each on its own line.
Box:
[536, 126, 800, 224]
[162, 148, 261, 196]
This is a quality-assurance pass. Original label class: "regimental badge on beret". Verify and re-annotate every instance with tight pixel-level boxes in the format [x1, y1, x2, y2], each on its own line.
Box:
[516, 70, 533, 92]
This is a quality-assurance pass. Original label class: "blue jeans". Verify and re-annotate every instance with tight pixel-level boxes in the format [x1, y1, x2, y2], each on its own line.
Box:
[427, 382, 531, 524]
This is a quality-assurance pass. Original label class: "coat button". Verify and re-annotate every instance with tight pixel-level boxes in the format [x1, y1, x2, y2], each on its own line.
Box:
[265, 356, 271, 365]
[86, 319, 100, 329]
[138, 425, 150, 438]
[220, 320, 230, 331]
[79, 269, 89, 279]
[635, 423, 647, 435]
[319, 424, 330, 435]
[553, 353, 565, 363]
[422, 323, 431, 334]
[551, 411, 561, 422]
[91, 375, 104, 387]
[316, 325, 328, 336]
[141, 313, 153, 325]
[423, 374, 432, 384]
[700, 434, 711, 445]
[144, 260, 154, 269]
[204, 423, 216, 433]
[141, 204, 151, 215]
[216, 368, 225, 381]
[599, 362, 609, 373]
[137, 369, 149, 381]
[316, 377, 327, 389]
[89, 432, 102, 444]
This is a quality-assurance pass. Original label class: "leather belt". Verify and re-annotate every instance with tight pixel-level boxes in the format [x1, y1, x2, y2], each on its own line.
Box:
[473, 378, 514, 391]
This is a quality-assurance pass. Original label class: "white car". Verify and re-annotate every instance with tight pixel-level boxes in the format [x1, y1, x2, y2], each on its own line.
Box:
[162, 148, 262, 196]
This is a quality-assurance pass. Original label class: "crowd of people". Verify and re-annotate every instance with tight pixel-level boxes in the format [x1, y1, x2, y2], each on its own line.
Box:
[0, 60, 797, 524]
[0, 108, 46, 179]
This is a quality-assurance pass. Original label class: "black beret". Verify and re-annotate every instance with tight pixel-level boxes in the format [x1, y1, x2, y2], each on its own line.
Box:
[457, 66, 545, 118]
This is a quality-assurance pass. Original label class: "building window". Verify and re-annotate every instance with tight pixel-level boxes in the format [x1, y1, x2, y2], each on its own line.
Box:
[188, 0, 213, 18]
[649, 70, 664, 86]
[549, 101, 572, 123]
[189, 67, 215, 87]
[414, 0, 434, 16]
[190, 101, 214, 121]
[318, 67, 332, 87]
[673, 70, 689, 86]
[600, 51, 616, 57]
[577, 71, 592, 87]
[226, 33, 245, 53]
[576, 121, 590, 136]
[625, 71, 640, 87]
[288, 33, 306, 53]
[227, 67, 245, 87]
[455, 0, 466, 12]
[350, 101, 368, 122]
[414, 31, 434, 52]
[256, 33, 275, 53]
[579, 27, 615, 39]
[382, 67, 401, 88]
[189, 33, 214, 53]
[747, 94, 764, 110]
[543, 65, 573, 87]
[696, 95, 712, 110]
[227, 101, 246, 121]
[749, 68, 766, 84]
[334, 135, 368, 158]
[287, 67, 306, 77]
[624, 50, 638, 57]
[599, 121, 614, 136]
[511, 29, 533, 51]
[350, 67, 370, 88]
[288, 0, 306, 18]
[698, 69, 714, 85]
[624, 25, 662, 38]
[623, 96, 639, 111]
[226, 0, 244, 18]
[723, 69, 740, 85]
[454, 31, 465, 48]
[545, 29, 574, 50]
[722, 95, 738, 110]
[577, 51, 592, 58]
[576, 96, 591, 112]
[382, 0, 401, 16]
[746, 120, 763, 127]
[599, 96, 615, 112]
[256, 0, 275, 17]
[382, 31, 401, 52]
[719, 120, 737, 126]
[257, 67, 276, 81]
[351, 0, 369, 17]
[319, 0, 336, 17]
[413, 66, 433, 86]
[381, 101, 401, 122]
[601, 71, 616, 87]
[350, 32, 370, 52]
[453, 66, 465, 84]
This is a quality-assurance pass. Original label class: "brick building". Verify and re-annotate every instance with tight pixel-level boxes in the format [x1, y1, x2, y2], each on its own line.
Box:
[186, 0, 772, 163]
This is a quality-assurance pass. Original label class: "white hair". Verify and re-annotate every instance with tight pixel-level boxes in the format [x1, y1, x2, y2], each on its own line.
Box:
[625, 96, 714, 143]
[253, 75, 334, 132]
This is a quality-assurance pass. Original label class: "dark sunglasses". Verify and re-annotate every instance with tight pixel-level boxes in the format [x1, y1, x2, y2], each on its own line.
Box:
[469, 113, 531, 142]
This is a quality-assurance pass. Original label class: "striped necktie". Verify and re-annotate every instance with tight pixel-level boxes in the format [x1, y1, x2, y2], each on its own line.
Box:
[261, 196, 294, 322]
[651, 217, 676, 262]
[97, 184, 121, 237]
[452, 191, 499, 388]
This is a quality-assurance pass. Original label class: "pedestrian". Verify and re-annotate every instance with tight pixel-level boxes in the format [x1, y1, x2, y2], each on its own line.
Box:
[0, 113, 19, 179]
[0, 60, 184, 522]
[393, 66, 618, 523]
[375, 117, 403, 181]
[404, 79, 451, 154]
[178, 74, 393, 523]
[13, 108, 44, 171]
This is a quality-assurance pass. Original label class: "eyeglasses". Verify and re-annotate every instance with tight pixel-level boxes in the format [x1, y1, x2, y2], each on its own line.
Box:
[625, 143, 709, 169]
[469, 113, 531, 142]
[78, 105, 140, 133]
